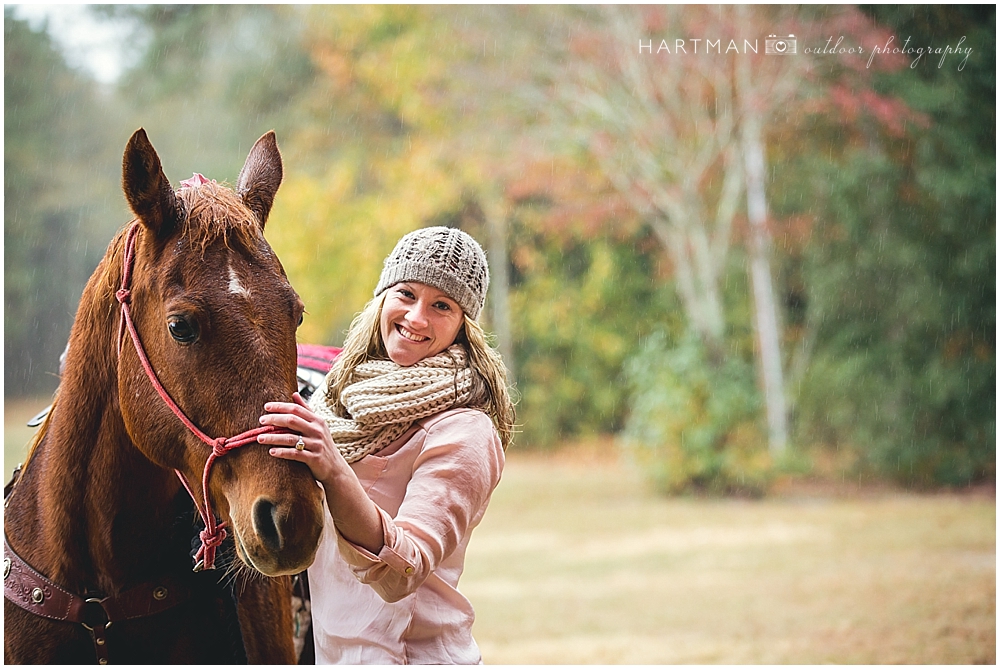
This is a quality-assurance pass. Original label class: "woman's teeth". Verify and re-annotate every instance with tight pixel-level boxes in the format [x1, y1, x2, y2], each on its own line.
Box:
[397, 325, 428, 342]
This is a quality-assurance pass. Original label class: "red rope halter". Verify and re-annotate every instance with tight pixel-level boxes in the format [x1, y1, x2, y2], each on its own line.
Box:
[115, 222, 287, 570]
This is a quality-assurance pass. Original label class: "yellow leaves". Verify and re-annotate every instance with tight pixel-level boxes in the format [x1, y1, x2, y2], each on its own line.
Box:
[303, 5, 452, 130]
[268, 139, 463, 346]
[266, 9, 476, 347]
[268, 166, 372, 345]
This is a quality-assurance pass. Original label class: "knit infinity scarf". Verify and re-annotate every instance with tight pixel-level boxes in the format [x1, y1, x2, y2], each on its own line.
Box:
[309, 345, 473, 463]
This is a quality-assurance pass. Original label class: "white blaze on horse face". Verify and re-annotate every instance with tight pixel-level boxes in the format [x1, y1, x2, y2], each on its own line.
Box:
[228, 261, 250, 298]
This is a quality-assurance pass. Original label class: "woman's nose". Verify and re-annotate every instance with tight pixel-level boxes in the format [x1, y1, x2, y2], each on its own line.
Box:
[407, 301, 430, 327]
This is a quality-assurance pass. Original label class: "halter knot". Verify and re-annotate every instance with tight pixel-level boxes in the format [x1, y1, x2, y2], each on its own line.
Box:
[211, 438, 229, 457]
[199, 524, 227, 549]
[115, 288, 131, 304]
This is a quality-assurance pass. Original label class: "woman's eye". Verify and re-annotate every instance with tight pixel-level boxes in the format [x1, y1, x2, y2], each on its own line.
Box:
[167, 316, 199, 344]
[435, 302, 451, 311]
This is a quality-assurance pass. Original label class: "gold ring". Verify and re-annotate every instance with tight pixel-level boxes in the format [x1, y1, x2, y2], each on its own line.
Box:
[295, 437, 305, 451]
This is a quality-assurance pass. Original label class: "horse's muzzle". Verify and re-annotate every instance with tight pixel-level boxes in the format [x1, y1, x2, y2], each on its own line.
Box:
[231, 489, 323, 577]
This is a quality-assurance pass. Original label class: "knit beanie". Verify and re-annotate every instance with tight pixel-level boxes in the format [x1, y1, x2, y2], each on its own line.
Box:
[374, 226, 490, 320]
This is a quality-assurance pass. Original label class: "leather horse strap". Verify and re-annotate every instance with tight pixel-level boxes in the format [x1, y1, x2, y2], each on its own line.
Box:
[4, 535, 192, 664]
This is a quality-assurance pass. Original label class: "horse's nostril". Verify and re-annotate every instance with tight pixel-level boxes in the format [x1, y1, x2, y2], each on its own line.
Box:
[252, 498, 283, 553]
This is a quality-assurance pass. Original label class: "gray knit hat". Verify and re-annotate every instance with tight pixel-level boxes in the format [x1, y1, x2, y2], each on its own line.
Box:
[374, 226, 490, 320]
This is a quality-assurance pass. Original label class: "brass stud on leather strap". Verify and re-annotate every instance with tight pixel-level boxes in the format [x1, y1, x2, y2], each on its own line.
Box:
[5, 534, 192, 665]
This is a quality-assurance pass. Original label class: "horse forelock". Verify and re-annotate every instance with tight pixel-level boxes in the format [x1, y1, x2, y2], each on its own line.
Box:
[87, 183, 266, 305]
[176, 182, 264, 255]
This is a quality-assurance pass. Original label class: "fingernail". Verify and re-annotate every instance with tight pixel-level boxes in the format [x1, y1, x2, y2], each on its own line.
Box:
[259, 416, 266, 423]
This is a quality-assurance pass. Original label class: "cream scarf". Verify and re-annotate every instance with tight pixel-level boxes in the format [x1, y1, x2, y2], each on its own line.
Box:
[309, 345, 473, 463]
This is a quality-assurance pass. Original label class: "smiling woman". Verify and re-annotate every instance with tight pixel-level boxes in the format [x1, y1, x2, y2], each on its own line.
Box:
[374, 228, 488, 367]
[257, 226, 515, 664]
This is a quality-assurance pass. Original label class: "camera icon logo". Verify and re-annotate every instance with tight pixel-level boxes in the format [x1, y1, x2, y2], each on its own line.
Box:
[765, 34, 797, 55]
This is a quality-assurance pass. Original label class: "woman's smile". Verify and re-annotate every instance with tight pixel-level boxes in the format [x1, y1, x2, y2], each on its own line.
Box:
[380, 282, 464, 366]
[395, 323, 429, 343]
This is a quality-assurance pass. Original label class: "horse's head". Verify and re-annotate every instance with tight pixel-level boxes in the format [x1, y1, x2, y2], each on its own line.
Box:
[116, 128, 323, 576]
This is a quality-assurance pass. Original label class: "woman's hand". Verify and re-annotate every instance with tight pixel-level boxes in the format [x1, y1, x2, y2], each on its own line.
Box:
[260, 392, 385, 554]
[258, 392, 345, 485]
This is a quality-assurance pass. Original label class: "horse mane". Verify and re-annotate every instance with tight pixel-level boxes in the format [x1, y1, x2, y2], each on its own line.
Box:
[17, 182, 263, 476]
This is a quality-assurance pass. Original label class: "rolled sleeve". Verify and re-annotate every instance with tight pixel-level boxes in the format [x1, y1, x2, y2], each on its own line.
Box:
[335, 410, 503, 603]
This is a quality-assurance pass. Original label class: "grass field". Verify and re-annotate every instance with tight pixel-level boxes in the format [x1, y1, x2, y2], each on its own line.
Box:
[4, 397, 51, 476]
[463, 447, 995, 664]
[5, 401, 994, 664]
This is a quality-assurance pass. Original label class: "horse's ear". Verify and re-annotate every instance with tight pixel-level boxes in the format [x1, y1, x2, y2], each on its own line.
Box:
[237, 131, 283, 229]
[122, 128, 184, 239]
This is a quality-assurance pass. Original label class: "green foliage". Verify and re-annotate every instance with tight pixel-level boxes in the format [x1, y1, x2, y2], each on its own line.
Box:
[623, 330, 773, 495]
[509, 225, 679, 448]
[795, 149, 994, 486]
[111, 5, 316, 116]
[782, 6, 995, 487]
[107, 6, 318, 181]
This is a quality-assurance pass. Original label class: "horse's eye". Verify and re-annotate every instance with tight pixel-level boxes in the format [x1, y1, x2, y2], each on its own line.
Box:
[167, 316, 199, 344]
[297, 312, 304, 327]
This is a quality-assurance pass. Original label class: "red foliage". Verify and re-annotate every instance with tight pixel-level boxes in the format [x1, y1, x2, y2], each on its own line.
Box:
[506, 156, 639, 240]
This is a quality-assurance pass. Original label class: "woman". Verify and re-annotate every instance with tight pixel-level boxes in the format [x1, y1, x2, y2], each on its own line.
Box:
[259, 226, 515, 664]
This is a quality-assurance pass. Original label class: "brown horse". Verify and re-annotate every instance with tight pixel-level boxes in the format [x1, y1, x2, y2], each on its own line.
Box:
[3, 129, 324, 663]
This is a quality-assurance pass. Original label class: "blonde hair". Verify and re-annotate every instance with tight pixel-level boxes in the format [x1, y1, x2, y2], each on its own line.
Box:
[325, 293, 515, 449]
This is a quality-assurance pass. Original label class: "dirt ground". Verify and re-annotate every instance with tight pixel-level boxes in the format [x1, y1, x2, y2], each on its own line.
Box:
[5, 401, 994, 664]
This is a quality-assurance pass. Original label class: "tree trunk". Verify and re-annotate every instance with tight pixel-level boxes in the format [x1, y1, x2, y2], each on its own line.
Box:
[737, 56, 788, 457]
[484, 197, 515, 385]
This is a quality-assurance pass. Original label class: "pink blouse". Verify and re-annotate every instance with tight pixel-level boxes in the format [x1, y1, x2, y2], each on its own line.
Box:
[307, 408, 505, 665]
